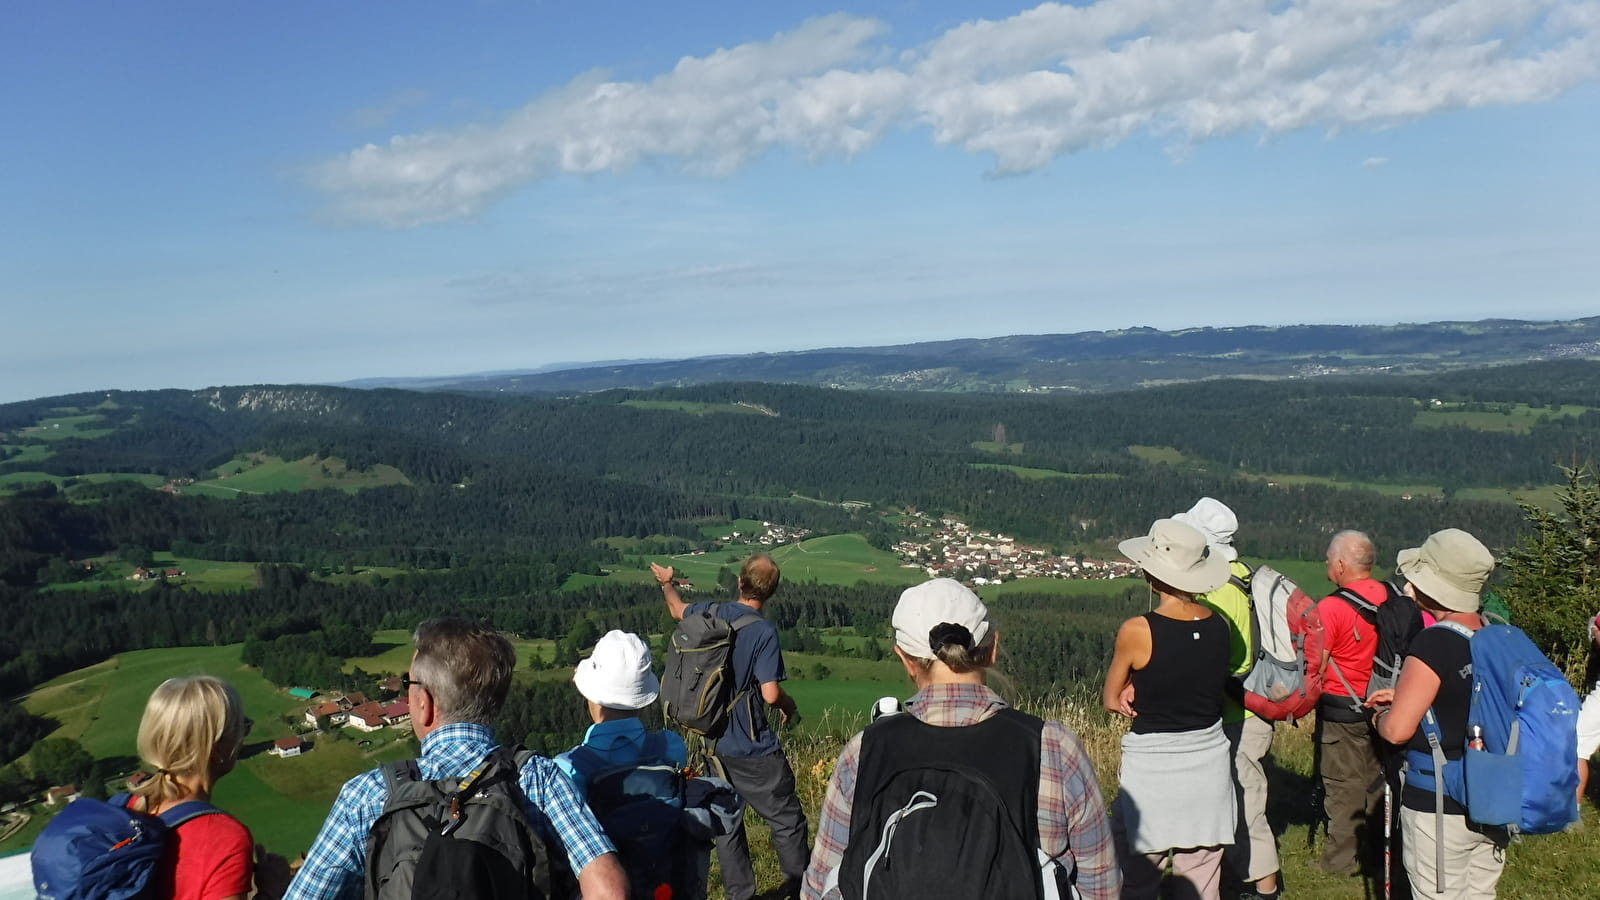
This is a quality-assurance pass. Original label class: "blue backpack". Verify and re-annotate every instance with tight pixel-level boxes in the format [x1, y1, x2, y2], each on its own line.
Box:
[563, 733, 696, 900]
[32, 793, 221, 900]
[1406, 622, 1580, 835]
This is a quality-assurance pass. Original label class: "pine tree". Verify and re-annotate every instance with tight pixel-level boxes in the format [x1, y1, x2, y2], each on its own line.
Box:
[1500, 465, 1600, 677]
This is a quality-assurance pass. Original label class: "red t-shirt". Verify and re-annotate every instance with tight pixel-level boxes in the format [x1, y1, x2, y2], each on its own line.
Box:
[1316, 578, 1390, 698]
[125, 799, 253, 900]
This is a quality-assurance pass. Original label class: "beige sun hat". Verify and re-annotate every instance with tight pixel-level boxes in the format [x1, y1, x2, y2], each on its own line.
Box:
[1119, 518, 1231, 594]
[1396, 529, 1495, 613]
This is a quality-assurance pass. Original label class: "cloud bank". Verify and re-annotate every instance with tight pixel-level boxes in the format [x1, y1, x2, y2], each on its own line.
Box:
[314, 0, 1600, 226]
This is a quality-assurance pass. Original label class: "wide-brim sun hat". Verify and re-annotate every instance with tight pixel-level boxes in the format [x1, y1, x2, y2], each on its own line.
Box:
[893, 578, 993, 659]
[573, 630, 660, 710]
[1172, 497, 1240, 562]
[1119, 518, 1231, 594]
[1396, 529, 1495, 614]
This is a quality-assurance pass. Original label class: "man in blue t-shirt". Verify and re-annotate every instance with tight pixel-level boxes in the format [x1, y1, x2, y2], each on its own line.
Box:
[652, 554, 809, 900]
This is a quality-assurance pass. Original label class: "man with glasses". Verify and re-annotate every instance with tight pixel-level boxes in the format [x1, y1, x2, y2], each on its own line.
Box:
[284, 617, 626, 900]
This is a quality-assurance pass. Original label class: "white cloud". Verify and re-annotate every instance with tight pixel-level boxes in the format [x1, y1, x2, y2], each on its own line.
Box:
[1363, 156, 1390, 168]
[313, 1, 1600, 226]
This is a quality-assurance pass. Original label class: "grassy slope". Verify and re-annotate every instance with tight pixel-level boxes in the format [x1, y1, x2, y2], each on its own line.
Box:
[194, 454, 410, 495]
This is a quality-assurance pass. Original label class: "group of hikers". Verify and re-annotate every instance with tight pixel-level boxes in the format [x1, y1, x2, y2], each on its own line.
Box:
[31, 499, 1600, 900]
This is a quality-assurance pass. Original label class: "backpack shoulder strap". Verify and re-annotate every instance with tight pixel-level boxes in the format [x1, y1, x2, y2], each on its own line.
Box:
[642, 729, 670, 762]
[1333, 586, 1378, 614]
[730, 613, 763, 631]
[378, 758, 423, 800]
[157, 800, 223, 829]
[1432, 620, 1474, 641]
[1229, 561, 1255, 594]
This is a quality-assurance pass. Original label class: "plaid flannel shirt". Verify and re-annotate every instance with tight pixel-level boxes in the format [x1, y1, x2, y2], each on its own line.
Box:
[801, 683, 1120, 900]
[283, 722, 615, 900]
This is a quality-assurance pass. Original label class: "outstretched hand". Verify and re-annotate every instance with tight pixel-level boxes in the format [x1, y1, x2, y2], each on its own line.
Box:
[650, 562, 675, 585]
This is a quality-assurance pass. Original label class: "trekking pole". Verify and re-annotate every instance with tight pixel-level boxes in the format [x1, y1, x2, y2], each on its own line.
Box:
[1383, 779, 1393, 900]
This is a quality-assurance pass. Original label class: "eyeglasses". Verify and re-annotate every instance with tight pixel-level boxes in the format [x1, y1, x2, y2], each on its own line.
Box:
[402, 671, 424, 691]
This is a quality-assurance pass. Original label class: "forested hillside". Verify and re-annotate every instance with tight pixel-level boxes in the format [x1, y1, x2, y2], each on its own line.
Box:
[2, 361, 1593, 698]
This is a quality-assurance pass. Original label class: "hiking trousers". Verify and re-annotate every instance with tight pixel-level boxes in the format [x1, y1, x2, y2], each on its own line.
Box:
[715, 749, 811, 900]
[1399, 807, 1506, 900]
[1317, 717, 1382, 875]
[1224, 716, 1278, 883]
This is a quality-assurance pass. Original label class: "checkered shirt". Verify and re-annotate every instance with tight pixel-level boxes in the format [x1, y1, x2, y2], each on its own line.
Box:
[801, 683, 1121, 900]
[283, 723, 615, 900]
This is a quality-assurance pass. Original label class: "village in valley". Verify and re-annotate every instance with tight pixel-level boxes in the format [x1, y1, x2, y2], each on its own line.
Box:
[891, 512, 1138, 585]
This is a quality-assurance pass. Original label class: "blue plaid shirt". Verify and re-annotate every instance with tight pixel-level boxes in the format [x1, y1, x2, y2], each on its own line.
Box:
[283, 723, 615, 900]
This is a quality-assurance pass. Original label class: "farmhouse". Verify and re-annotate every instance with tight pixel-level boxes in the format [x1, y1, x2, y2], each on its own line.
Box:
[269, 737, 304, 758]
[45, 785, 81, 806]
[305, 701, 344, 728]
[346, 701, 386, 732]
[381, 701, 410, 726]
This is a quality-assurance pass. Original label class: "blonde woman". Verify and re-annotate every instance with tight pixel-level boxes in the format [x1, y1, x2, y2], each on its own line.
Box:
[124, 676, 256, 900]
[1104, 519, 1235, 900]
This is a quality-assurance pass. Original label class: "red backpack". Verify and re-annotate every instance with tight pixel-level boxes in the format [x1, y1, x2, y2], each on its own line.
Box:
[1236, 565, 1327, 722]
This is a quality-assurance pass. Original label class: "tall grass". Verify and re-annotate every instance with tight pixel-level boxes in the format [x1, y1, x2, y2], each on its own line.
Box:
[729, 687, 1600, 899]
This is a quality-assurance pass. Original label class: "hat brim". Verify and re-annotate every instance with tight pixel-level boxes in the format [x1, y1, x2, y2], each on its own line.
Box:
[1397, 547, 1480, 613]
[572, 662, 660, 710]
[1119, 536, 1231, 594]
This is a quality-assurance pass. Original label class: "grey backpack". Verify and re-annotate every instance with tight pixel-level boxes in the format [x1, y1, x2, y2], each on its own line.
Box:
[365, 747, 554, 900]
[662, 605, 763, 737]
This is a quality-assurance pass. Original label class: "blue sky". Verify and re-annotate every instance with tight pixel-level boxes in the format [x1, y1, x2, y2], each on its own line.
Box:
[3, 0, 1598, 403]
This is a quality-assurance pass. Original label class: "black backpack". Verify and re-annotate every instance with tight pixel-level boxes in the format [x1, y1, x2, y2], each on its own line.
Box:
[365, 748, 553, 900]
[1331, 582, 1419, 698]
[661, 604, 762, 738]
[835, 708, 1072, 900]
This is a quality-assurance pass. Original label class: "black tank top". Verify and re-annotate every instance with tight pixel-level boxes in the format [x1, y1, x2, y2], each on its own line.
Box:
[1129, 611, 1229, 734]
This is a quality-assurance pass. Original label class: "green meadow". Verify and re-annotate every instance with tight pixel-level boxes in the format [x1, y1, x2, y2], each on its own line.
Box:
[195, 453, 411, 495]
[621, 399, 775, 416]
[571, 532, 921, 592]
[343, 629, 557, 676]
[971, 463, 1123, 481]
[1127, 444, 1190, 464]
[970, 440, 1025, 454]
[22, 645, 305, 760]
[21, 413, 116, 442]
[1413, 402, 1593, 434]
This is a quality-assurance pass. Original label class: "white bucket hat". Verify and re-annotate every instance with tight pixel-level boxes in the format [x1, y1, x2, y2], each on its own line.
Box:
[892, 579, 993, 659]
[1119, 518, 1231, 594]
[573, 631, 660, 710]
[1173, 497, 1239, 562]
[1396, 529, 1495, 614]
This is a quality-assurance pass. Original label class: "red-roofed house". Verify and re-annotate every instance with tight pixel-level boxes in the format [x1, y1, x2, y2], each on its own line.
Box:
[45, 785, 81, 806]
[346, 701, 386, 732]
[305, 701, 345, 729]
[270, 736, 304, 758]
[342, 692, 369, 709]
[381, 701, 410, 726]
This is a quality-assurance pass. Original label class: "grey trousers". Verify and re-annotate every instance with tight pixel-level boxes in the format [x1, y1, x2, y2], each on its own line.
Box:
[715, 750, 811, 900]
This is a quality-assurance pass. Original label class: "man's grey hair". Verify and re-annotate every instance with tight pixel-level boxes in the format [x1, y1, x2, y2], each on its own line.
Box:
[410, 617, 516, 727]
[1328, 530, 1377, 572]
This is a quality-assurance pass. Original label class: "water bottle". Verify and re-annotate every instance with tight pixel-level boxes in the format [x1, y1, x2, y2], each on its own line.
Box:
[1467, 724, 1485, 751]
